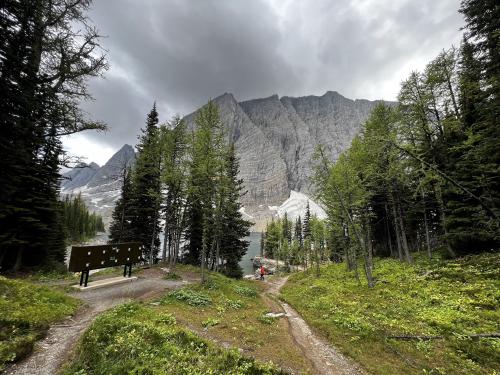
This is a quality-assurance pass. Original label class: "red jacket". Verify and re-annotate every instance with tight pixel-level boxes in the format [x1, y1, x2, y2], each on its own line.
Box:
[260, 266, 265, 275]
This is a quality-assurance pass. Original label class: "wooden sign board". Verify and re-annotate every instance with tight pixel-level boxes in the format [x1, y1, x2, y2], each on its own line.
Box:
[68, 242, 143, 272]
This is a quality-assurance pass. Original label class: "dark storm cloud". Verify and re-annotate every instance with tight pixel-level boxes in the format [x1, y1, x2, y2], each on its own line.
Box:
[72, 0, 463, 159]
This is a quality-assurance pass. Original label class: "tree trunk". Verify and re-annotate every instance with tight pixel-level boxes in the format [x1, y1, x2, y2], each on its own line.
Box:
[149, 205, 159, 267]
[397, 198, 413, 264]
[384, 202, 395, 257]
[391, 197, 404, 261]
[434, 183, 456, 257]
[13, 248, 23, 272]
[423, 202, 432, 259]
[215, 238, 220, 272]
[162, 223, 169, 264]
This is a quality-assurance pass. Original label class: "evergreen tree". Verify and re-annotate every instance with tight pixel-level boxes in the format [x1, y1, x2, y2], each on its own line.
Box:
[303, 202, 311, 240]
[219, 144, 252, 278]
[260, 232, 265, 257]
[0, 0, 107, 271]
[130, 104, 162, 263]
[62, 194, 105, 243]
[443, 0, 500, 253]
[109, 167, 134, 243]
[294, 216, 303, 247]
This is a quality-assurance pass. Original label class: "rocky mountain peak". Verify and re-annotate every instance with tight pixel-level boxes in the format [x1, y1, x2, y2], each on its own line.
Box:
[184, 90, 391, 228]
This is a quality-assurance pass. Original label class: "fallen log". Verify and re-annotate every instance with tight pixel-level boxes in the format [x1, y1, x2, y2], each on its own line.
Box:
[386, 333, 500, 340]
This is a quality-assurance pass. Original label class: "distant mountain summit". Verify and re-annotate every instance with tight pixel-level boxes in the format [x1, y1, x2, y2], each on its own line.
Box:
[61, 162, 100, 191]
[86, 144, 135, 188]
[61, 144, 136, 226]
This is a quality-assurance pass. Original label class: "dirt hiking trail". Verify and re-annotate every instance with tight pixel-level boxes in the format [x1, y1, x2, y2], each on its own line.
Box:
[265, 276, 368, 375]
[5, 268, 197, 375]
[6, 268, 366, 375]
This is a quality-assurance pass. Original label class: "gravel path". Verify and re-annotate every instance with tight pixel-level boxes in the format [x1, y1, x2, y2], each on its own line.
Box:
[265, 276, 368, 375]
[5, 269, 194, 375]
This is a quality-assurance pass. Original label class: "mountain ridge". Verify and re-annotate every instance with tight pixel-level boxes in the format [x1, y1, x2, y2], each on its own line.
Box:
[62, 91, 392, 229]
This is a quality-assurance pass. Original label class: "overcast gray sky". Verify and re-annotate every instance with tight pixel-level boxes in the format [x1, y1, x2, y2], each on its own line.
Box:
[63, 0, 464, 165]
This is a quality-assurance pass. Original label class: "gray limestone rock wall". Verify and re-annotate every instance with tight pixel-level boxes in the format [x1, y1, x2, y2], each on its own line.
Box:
[185, 91, 389, 208]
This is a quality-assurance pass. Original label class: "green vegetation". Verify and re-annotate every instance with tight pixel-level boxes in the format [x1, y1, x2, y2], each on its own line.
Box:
[164, 271, 182, 280]
[63, 303, 284, 375]
[311, 0, 499, 289]
[167, 288, 212, 307]
[264, 207, 328, 273]
[156, 271, 311, 373]
[0, 276, 79, 371]
[281, 252, 500, 374]
[62, 194, 105, 243]
[109, 102, 252, 279]
[0, 0, 107, 272]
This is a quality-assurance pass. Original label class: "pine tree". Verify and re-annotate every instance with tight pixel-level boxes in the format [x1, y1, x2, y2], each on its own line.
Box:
[444, 0, 500, 253]
[62, 194, 105, 244]
[219, 144, 252, 278]
[130, 104, 162, 263]
[109, 167, 134, 243]
[260, 232, 265, 257]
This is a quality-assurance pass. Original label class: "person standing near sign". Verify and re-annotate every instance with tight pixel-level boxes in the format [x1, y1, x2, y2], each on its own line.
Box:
[260, 265, 266, 280]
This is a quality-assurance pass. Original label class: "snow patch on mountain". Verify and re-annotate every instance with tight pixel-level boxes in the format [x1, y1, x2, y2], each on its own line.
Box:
[239, 207, 255, 219]
[275, 190, 327, 221]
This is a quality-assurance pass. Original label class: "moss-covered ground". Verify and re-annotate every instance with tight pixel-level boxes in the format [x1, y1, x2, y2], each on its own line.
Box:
[280, 252, 500, 374]
[0, 276, 80, 371]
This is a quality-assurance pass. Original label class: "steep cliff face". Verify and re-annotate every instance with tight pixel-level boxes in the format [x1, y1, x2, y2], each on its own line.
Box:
[185, 91, 387, 212]
[184, 93, 289, 207]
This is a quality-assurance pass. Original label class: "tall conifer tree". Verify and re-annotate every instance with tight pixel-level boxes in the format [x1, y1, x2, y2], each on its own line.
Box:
[109, 167, 134, 243]
[219, 144, 252, 278]
[131, 104, 162, 263]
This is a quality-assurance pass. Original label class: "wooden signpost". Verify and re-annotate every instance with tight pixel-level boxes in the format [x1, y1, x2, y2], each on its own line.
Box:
[68, 242, 143, 287]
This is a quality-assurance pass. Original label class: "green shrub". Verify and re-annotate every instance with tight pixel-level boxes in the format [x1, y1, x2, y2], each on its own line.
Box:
[234, 285, 257, 298]
[164, 288, 212, 306]
[163, 272, 182, 280]
[0, 276, 79, 370]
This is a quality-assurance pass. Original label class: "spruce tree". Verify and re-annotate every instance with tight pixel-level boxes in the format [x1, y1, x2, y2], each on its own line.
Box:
[260, 232, 265, 257]
[303, 202, 311, 240]
[219, 144, 252, 278]
[109, 167, 134, 243]
[440, 1, 500, 253]
[158, 117, 189, 266]
[130, 104, 162, 263]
